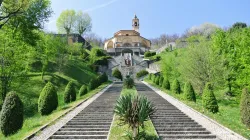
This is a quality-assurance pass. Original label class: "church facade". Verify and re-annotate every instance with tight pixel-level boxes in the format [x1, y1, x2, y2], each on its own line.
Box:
[104, 15, 151, 56]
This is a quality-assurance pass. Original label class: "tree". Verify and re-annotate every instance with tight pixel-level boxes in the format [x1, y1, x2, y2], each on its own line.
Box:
[0, 91, 23, 136]
[64, 81, 76, 103]
[112, 68, 122, 81]
[202, 83, 218, 113]
[182, 23, 220, 38]
[172, 79, 181, 94]
[38, 82, 58, 115]
[184, 82, 196, 102]
[75, 11, 92, 35]
[240, 88, 250, 128]
[159, 76, 164, 87]
[162, 78, 170, 90]
[79, 85, 88, 96]
[232, 22, 247, 29]
[57, 9, 76, 35]
[114, 94, 155, 139]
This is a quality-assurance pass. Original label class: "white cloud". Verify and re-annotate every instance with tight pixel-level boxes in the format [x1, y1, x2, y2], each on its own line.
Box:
[83, 0, 119, 12]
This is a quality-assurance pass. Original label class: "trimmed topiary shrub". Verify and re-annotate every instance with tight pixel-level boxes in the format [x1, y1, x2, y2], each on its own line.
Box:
[79, 85, 88, 96]
[162, 78, 170, 90]
[159, 76, 164, 87]
[64, 81, 76, 103]
[148, 73, 152, 80]
[136, 70, 149, 78]
[38, 82, 58, 115]
[240, 88, 250, 128]
[172, 79, 181, 94]
[202, 83, 218, 113]
[112, 68, 123, 81]
[123, 77, 134, 89]
[184, 82, 196, 102]
[89, 77, 100, 91]
[151, 74, 155, 82]
[0, 91, 23, 136]
[155, 76, 160, 85]
[99, 73, 108, 83]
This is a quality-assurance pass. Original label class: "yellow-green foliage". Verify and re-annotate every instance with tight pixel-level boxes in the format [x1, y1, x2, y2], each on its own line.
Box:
[172, 79, 181, 94]
[64, 81, 76, 103]
[184, 82, 196, 102]
[202, 83, 218, 113]
[240, 88, 250, 128]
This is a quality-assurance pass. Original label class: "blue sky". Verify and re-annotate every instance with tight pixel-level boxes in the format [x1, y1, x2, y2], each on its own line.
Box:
[45, 0, 250, 39]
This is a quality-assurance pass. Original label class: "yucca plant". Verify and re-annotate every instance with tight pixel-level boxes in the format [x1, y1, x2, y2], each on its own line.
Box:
[114, 94, 155, 139]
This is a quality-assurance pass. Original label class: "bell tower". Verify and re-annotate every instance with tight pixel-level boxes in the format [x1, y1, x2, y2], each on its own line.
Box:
[132, 14, 139, 32]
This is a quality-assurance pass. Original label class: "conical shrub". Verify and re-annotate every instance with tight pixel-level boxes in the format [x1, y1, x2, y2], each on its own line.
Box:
[155, 76, 160, 85]
[0, 91, 23, 136]
[162, 78, 170, 90]
[148, 73, 152, 80]
[240, 88, 250, 128]
[202, 83, 218, 113]
[159, 76, 164, 87]
[184, 82, 196, 102]
[172, 79, 181, 94]
[64, 81, 76, 103]
[38, 82, 58, 115]
[79, 85, 88, 96]
[151, 74, 155, 82]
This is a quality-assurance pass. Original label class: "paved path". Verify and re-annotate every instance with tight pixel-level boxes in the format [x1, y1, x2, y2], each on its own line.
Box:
[135, 82, 217, 140]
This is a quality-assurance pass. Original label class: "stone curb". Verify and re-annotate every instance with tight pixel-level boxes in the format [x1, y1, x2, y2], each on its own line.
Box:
[143, 81, 247, 140]
[23, 83, 112, 140]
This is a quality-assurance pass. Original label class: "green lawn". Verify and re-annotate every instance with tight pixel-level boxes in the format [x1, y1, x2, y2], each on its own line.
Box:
[145, 79, 250, 139]
[108, 87, 159, 140]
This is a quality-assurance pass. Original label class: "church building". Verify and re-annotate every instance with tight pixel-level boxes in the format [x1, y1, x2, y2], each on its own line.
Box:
[104, 15, 151, 56]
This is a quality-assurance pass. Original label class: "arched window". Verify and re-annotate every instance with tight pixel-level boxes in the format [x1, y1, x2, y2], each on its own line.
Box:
[123, 43, 132, 47]
[107, 41, 113, 49]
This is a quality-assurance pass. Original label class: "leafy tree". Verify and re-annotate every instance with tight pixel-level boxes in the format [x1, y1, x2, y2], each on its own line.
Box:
[232, 22, 247, 29]
[202, 83, 218, 113]
[64, 81, 76, 103]
[184, 82, 196, 102]
[57, 9, 76, 35]
[74, 11, 92, 35]
[240, 88, 250, 128]
[79, 85, 88, 96]
[38, 82, 58, 115]
[112, 68, 122, 81]
[0, 91, 23, 136]
[114, 94, 155, 138]
[89, 47, 110, 66]
[162, 78, 170, 90]
[172, 79, 181, 94]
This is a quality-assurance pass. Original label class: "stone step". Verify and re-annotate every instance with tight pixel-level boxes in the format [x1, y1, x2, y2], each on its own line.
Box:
[155, 127, 206, 131]
[152, 119, 195, 122]
[159, 134, 217, 139]
[157, 131, 211, 135]
[154, 124, 202, 128]
[59, 128, 110, 131]
[63, 125, 111, 128]
[152, 122, 199, 125]
[66, 122, 111, 125]
[54, 131, 108, 135]
[69, 120, 113, 122]
[49, 135, 107, 139]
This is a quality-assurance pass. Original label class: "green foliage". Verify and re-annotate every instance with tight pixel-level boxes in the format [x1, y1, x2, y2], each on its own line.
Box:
[0, 92, 23, 136]
[240, 88, 250, 128]
[144, 51, 156, 58]
[99, 73, 108, 83]
[38, 82, 58, 115]
[136, 70, 149, 78]
[172, 79, 181, 94]
[114, 94, 155, 138]
[57, 9, 76, 34]
[155, 76, 160, 85]
[88, 77, 100, 91]
[151, 74, 155, 82]
[64, 81, 76, 103]
[123, 77, 135, 89]
[159, 76, 164, 87]
[202, 83, 218, 113]
[232, 22, 247, 29]
[148, 73, 152, 80]
[112, 68, 122, 81]
[79, 85, 88, 96]
[184, 82, 196, 102]
[162, 78, 170, 90]
[89, 47, 110, 66]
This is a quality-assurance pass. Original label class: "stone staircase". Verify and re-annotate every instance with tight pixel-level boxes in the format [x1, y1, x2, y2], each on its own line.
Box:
[135, 82, 217, 140]
[49, 82, 122, 140]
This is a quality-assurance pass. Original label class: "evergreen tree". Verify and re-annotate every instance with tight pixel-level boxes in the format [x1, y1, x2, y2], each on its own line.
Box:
[64, 81, 76, 103]
[202, 83, 218, 113]
[184, 82, 196, 102]
[240, 88, 250, 128]
[162, 78, 170, 90]
[159, 76, 164, 87]
[79, 85, 88, 96]
[172, 79, 181, 94]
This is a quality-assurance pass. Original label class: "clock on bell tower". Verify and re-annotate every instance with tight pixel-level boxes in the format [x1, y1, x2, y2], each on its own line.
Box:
[132, 14, 139, 32]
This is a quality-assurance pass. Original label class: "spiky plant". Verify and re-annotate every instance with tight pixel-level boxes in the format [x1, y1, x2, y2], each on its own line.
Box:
[114, 94, 155, 139]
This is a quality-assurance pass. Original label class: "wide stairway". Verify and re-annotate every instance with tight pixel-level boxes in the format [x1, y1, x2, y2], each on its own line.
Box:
[135, 82, 217, 140]
[49, 82, 122, 140]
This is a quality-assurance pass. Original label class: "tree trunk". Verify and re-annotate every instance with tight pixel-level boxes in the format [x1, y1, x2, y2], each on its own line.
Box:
[132, 126, 138, 139]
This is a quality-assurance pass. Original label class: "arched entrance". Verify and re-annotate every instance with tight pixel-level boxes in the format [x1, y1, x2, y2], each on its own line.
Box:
[122, 49, 133, 66]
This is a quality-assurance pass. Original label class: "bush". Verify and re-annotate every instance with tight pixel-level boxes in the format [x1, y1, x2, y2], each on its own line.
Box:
[79, 85, 88, 96]
[112, 68, 122, 81]
[155, 76, 160, 85]
[162, 78, 170, 90]
[151, 74, 155, 82]
[184, 82, 196, 102]
[144, 51, 156, 58]
[99, 73, 108, 83]
[202, 83, 218, 113]
[136, 70, 149, 78]
[159, 76, 164, 87]
[89, 77, 100, 91]
[123, 77, 134, 89]
[148, 73, 152, 80]
[240, 88, 250, 127]
[64, 81, 76, 103]
[172, 79, 181, 94]
[0, 91, 23, 136]
[38, 82, 58, 115]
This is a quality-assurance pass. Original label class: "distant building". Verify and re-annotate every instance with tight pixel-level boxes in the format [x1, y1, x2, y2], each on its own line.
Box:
[54, 34, 92, 50]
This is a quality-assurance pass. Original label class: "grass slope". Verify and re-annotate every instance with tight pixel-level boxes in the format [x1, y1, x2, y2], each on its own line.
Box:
[0, 59, 101, 139]
[109, 88, 158, 140]
[145, 79, 250, 139]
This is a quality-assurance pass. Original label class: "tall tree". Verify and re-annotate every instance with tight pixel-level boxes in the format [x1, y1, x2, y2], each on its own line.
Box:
[232, 22, 247, 29]
[56, 9, 76, 35]
[75, 11, 92, 35]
